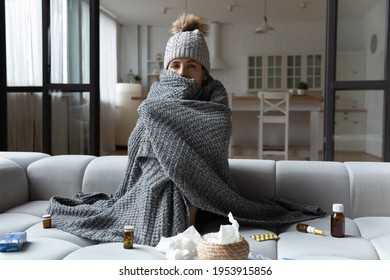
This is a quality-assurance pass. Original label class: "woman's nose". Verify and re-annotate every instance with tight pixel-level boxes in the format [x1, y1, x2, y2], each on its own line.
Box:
[177, 65, 187, 77]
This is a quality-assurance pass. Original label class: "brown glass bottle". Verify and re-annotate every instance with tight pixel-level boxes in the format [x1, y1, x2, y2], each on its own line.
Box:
[123, 225, 134, 249]
[331, 203, 345, 238]
[42, 214, 52, 229]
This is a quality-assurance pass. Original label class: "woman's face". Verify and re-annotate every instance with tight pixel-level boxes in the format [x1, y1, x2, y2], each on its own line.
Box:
[168, 58, 208, 85]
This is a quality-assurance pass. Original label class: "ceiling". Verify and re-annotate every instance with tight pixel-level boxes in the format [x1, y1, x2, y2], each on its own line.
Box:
[99, 0, 380, 26]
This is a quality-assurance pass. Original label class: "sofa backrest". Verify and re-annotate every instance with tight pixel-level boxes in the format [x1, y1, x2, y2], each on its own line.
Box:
[345, 162, 390, 218]
[228, 159, 275, 199]
[0, 152, 50, 171]
[4, 152, 390, 220]
[275, 161, 351, 217]
[82, 156, 128, 195]
[27, 155, 96, 200]
[0, 158, 29, 213]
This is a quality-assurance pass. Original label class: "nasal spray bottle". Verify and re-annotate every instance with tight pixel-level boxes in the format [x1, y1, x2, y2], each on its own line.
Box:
[296, 223, 324, 235]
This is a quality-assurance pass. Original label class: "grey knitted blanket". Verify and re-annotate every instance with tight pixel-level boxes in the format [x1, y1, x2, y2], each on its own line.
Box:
[47, 70, 324, 246]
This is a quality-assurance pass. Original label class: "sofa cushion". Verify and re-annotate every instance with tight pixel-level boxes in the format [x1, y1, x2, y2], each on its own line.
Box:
[0, 158, 29, 213]
[370, 234, 390, 260]
[239, 226, 278, 260]
[27, 155, 96, 200]
[0, 213, 41, 236]
[353, 217, 390, 239]
[26, 223, 97, 247]
[345, 162, 390, 218]
[63, 242, 166, 260]
[277, 231, 379, 260]
[0, 237, 81, 260]
[279, 216, 361, 237]
[82, 156, 128, 194]
[275, 161, 351, 216]
[5, 200, 49, 218]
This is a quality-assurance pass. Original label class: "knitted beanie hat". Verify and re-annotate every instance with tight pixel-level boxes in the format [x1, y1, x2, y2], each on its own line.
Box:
[164, 14, 210, 73]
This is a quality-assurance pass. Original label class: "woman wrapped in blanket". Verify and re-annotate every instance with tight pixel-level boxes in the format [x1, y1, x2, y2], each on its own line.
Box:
[47, 14, 324, 246]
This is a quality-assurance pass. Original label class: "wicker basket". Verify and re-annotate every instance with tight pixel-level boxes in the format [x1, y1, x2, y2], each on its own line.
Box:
[197, 235, 249, 260]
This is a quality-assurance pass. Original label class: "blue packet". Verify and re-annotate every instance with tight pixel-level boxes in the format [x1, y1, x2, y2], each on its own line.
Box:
[0, 232, 27, 252]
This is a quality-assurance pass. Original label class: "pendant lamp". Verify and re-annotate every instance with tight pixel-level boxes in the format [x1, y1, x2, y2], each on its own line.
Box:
[255, 0, 274, 34]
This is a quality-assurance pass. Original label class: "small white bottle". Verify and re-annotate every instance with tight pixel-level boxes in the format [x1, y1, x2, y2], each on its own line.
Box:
[331, 203, 345, 238]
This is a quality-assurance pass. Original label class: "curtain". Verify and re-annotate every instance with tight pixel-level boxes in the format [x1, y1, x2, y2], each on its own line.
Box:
[5, 0, 43, 151]
[5, 0, 117, 155]
[99, 12, 117, 155]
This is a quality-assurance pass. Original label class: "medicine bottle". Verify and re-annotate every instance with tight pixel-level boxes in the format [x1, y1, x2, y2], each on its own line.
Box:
[296, 223, 323, 235]
[42, 214, 52, 229]
[331, 203, 345, 237]
[123, 225, 134, 249]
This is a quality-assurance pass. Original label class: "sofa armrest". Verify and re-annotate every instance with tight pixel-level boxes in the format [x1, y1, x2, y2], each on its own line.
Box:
[0, 158, 29, 213]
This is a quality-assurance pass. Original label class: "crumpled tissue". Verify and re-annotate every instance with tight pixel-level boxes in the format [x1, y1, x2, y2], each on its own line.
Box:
[155, 226, 200, 260]
[202, 212, 241, 244]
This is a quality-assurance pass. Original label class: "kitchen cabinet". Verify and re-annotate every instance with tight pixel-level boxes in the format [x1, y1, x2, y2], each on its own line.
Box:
[247, 53, 323, 92]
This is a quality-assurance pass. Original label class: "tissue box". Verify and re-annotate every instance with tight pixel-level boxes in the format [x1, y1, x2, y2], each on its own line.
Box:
[0, 232, 27, 252]
[197, 235, 249, 260]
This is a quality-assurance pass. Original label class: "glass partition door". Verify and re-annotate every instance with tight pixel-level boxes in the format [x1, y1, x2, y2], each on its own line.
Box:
[324, 0, 390, 161]
[1, 0, 100, 155]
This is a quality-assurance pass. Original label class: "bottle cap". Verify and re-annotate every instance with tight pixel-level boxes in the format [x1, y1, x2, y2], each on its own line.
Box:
[42, 214, 51, 219]
[124, 225, 134, 231]
[332, 203, 344, 213]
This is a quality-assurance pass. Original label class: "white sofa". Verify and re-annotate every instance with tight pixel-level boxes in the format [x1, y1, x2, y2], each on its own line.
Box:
[1, 152, 390, 260]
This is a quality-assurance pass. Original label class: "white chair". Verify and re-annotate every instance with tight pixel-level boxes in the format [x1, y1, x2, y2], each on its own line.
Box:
[258, 91, 290, 160]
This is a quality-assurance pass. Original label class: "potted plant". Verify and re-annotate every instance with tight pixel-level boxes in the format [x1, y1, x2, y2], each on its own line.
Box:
[297, 81, 308, 95]
[135, 75, 141, 84]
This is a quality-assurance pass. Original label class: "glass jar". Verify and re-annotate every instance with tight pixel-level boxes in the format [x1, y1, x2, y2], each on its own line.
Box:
[42, 214, 52, 229]
[123, 225, 134, 249]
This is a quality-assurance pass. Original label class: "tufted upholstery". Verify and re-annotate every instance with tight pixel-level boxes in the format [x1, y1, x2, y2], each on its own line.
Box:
[0, 152, 389, 260]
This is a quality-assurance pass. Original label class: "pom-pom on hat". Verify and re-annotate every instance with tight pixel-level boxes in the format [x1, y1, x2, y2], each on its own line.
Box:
[164, 14, 210, 73]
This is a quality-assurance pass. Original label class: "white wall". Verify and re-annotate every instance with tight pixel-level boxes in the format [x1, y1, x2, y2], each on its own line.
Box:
[146, 21, 326, 96]
[119, 25, 139, 83]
